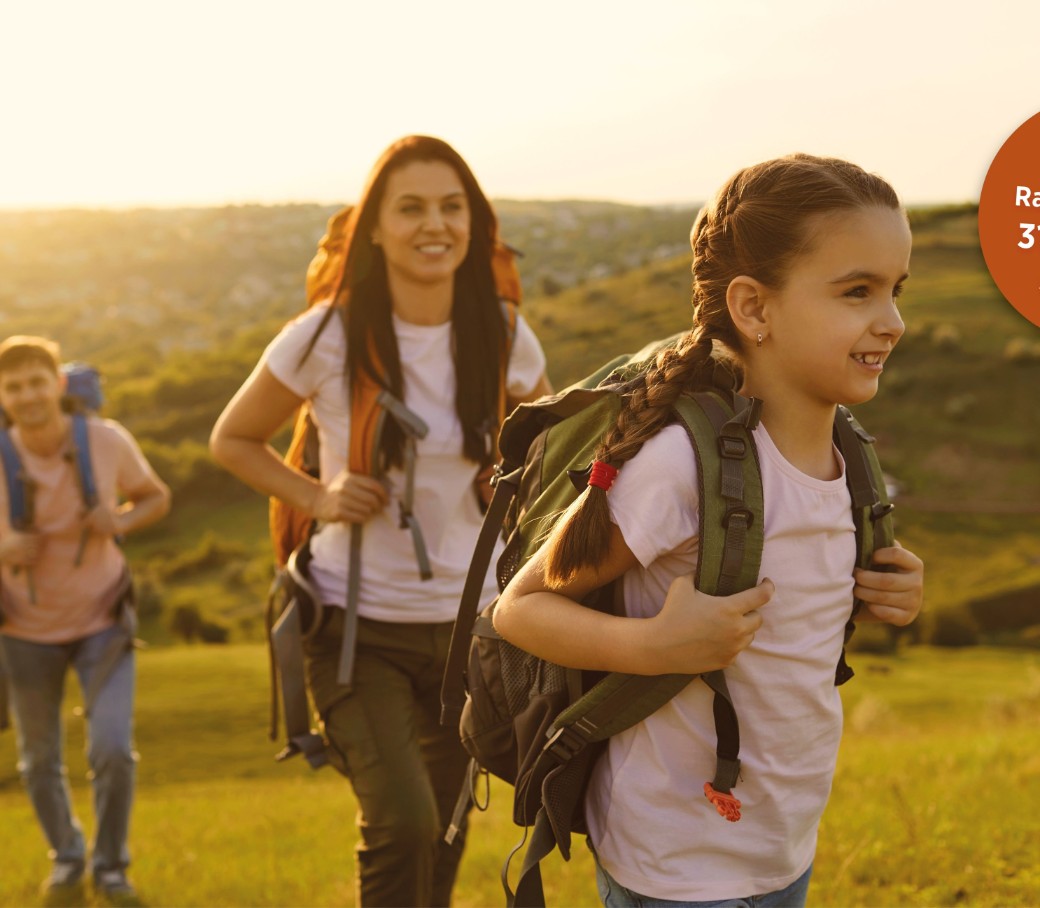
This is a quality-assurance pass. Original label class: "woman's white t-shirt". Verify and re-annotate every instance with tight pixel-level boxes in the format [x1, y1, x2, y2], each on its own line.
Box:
[261, 302, 546, 623]
[585, 421, 856, 901]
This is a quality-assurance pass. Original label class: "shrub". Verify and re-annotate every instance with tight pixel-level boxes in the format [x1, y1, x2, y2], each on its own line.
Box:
[1020, 625, 1040, 647]
[159, 531, 250, 581]
[170, 604, 203, 642]
[927, 609, 979, 647]
[967, 584, 1040, 633]
[132, 572, 166, 622]
[198, 620, 230, 644]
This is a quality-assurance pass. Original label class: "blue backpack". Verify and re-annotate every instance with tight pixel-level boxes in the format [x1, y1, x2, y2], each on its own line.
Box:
[0, 363, 104, 570]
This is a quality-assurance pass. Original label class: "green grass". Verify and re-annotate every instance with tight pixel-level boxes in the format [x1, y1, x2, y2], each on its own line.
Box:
[1, 646, 1037, 907]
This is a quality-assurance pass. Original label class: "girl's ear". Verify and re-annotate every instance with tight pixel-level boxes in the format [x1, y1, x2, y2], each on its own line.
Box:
[726, 276, 768, 348]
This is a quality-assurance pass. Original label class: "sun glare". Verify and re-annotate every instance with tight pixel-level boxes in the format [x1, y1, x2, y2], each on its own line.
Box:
[0, 0, 1033, 209]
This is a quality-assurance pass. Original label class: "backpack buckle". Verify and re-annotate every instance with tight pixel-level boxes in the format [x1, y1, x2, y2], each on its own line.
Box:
[704, 782, 742, 822]
[722, 507, 754, 530]
[871, 502, 895, 522]
[544, 724, 591, 765]
[718, 435, 746, 459]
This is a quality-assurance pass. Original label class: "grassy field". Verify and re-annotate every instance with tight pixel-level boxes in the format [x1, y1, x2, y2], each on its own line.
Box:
[2, 206, 1037, 906]
[0, 645, 1037, 907]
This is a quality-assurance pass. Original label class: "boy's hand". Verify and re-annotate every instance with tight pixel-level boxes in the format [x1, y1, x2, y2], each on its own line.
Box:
[83, 504, 124, 537]
[0, 530, 42, 567]
[853, 541, 924, 626]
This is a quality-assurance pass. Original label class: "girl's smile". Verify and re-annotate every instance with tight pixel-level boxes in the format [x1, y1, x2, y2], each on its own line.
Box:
[753, 205, 911, 411]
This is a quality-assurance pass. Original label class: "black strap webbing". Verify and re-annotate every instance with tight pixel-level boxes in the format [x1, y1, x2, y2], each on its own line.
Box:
[507, 807, 554, 907]
[336, 523, 363, 688]
[440, 465, 522, 726]
[271, 596, 329, 769]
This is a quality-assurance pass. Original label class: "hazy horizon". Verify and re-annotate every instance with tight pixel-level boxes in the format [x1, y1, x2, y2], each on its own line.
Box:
[2, 0, 1037, 211]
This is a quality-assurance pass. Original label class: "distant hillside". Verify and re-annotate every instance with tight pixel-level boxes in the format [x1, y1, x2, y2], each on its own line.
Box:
[519, 204, 1040, 507]
[0, 200, 696, 361]
[2, 201, 1038, 642]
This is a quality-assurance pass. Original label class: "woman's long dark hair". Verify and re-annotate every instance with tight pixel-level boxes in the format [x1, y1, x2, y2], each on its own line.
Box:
[315, 135, 507, 470]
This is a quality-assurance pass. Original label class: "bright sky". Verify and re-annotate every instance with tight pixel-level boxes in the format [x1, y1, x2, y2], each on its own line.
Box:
[1, 0, 1037, 209]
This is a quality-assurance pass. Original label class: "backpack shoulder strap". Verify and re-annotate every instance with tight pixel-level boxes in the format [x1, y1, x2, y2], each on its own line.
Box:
[0, 427, 27, 527]
[539, 391, 764, 828]
[834, 405, 895, 563]
[69, 412, 99, 511]
[832, 406, 895, 685]
[675, 390, 764, 597]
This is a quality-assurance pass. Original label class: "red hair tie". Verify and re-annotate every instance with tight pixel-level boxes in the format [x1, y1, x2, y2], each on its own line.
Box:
[588, 460, 619, 492]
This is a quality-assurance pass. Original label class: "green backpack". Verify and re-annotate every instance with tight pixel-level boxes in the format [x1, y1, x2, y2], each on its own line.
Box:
[439, 335, 894, 907]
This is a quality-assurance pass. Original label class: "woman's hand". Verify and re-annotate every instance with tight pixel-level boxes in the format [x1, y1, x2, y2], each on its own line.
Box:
[310, 468, 389, 524]
[853, 541, 924, 626]
[642, 575, 771, 674]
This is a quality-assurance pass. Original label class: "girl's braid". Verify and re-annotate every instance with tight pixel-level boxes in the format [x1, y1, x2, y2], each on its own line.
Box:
[542, 323, 723, 588]
[595, 327, 715, 469]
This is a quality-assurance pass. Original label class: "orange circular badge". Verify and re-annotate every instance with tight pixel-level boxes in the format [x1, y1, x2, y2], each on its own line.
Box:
[979, 111, 1040, 328]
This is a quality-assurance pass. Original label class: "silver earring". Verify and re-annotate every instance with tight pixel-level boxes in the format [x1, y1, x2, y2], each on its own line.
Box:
[756, 333, 763, 347]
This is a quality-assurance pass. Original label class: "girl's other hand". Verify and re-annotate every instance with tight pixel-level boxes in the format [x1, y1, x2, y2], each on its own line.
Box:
[311, 468, 389, 524]
[853, 541, 924, 626]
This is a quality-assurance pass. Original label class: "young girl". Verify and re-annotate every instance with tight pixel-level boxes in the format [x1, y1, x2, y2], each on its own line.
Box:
[493, 154, 924, 907]
[210, 135, 550, 907]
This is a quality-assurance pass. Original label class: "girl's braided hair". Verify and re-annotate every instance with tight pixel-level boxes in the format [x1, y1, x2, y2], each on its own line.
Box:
[543, 153, 902, 587]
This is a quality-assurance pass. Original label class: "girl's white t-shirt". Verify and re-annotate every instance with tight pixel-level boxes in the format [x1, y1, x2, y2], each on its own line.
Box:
[585, 421, 856, 901]
[261, 302, 546, 623]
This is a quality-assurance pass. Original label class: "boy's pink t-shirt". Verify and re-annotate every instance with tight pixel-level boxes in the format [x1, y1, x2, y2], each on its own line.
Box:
[585, 421, 856, 901]
[0, 417, 156, 644]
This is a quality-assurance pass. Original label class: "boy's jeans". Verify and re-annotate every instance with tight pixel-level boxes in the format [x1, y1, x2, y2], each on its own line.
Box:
[0, 624, 136, 875]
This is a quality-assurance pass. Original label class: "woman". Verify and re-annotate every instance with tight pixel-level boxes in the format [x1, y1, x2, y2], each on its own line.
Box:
[210, 135, 551, 907]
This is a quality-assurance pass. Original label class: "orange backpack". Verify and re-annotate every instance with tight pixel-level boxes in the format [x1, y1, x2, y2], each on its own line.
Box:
[269, 205, 523, 566]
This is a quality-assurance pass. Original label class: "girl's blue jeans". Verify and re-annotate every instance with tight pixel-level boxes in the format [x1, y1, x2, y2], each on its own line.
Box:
[593, 852, 813, 908]
[0, 624, 136, 877]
